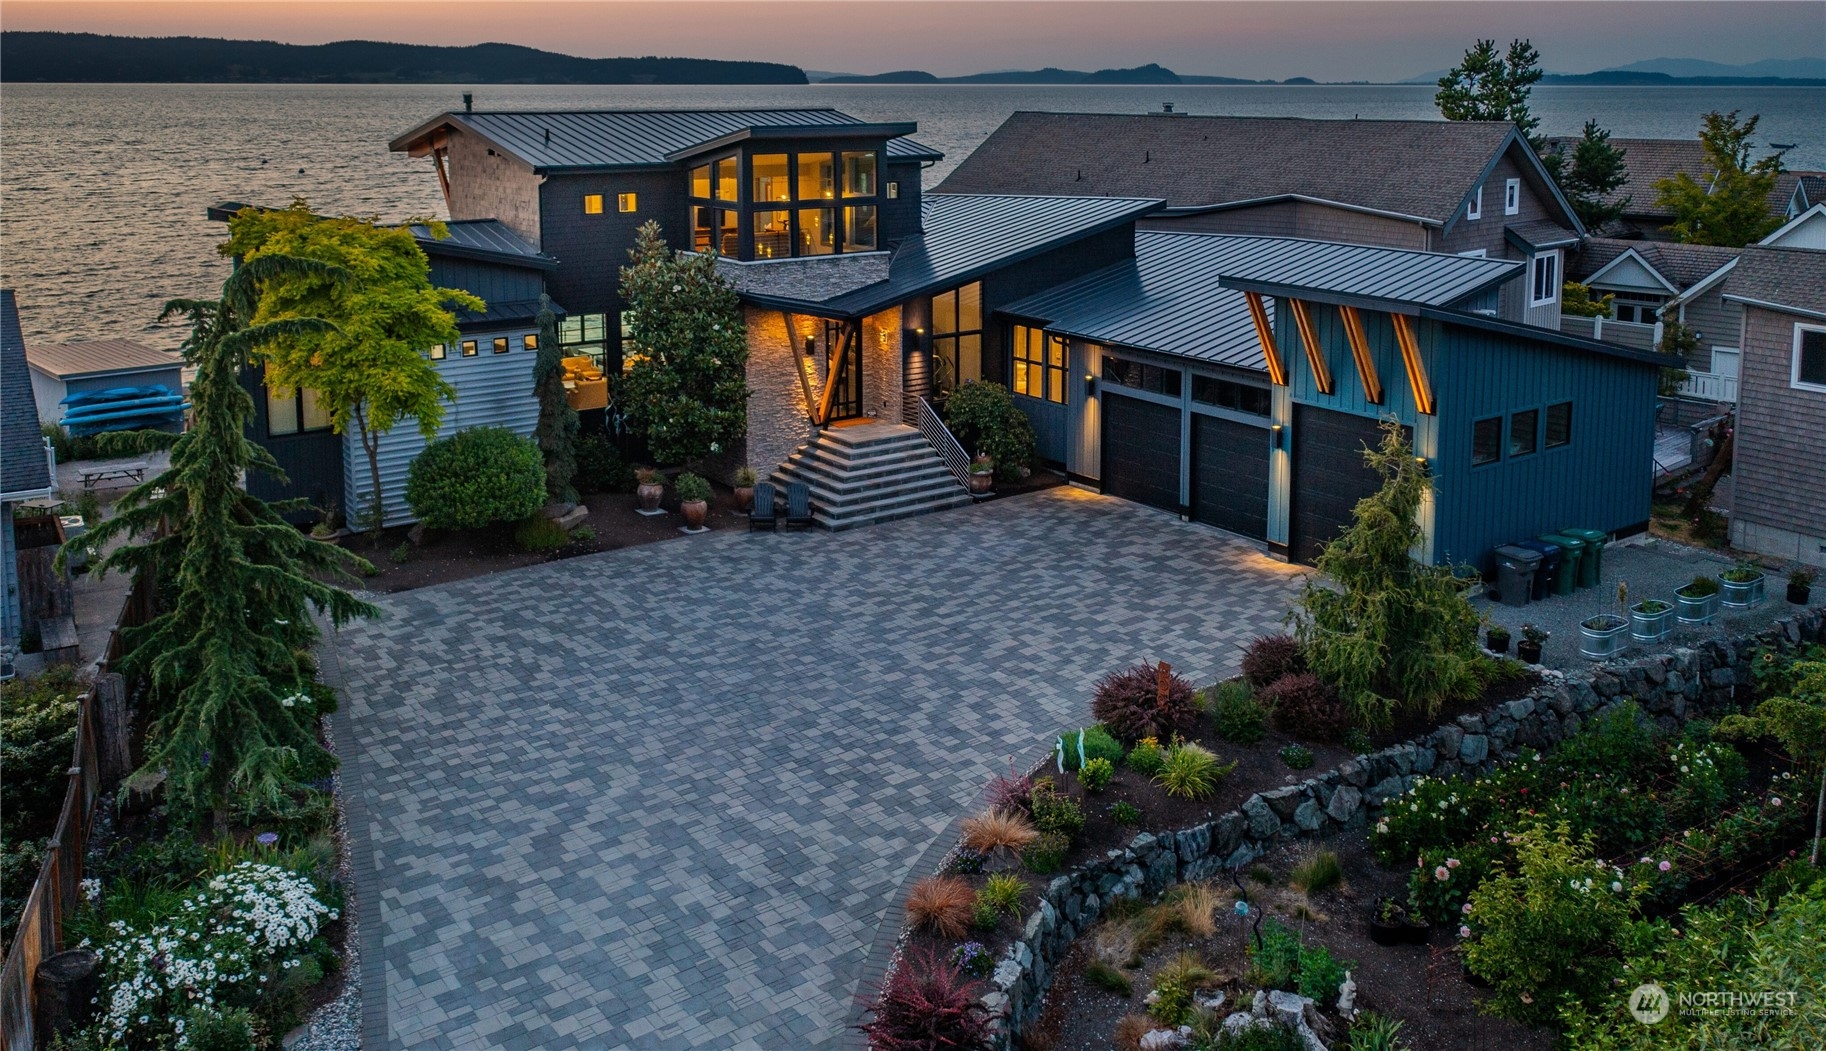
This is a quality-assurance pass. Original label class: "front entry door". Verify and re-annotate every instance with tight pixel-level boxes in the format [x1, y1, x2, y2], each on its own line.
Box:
[826, 321, 864, 420]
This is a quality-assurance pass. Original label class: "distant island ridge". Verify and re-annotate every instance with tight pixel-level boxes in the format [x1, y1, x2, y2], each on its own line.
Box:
[1, 32, 1820, 87]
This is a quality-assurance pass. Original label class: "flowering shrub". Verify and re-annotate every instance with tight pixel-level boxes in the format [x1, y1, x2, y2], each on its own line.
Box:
[86, 861, 335, 1047]
[950, 940, 994, 978]
[1667, 738, 1748, 825]
[1371, 772, 1505, 865]
[1407, 844, 1496, 924]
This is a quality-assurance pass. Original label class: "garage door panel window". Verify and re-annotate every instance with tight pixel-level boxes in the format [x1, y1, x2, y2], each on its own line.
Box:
[1102, 354, 1181, 397]
[1010, 324, 1067, 404]
[1509, 408, 1539, 458]
[1191, 374, 1270, 417]
[1472, 417, 1502, 466]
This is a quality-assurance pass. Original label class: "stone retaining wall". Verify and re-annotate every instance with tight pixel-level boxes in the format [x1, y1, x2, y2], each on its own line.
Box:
[960, 608, 1824, 1050]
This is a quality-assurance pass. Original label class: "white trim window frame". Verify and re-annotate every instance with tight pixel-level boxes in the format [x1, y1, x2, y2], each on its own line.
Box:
[1530, 251, 1560, 307]
[1458, 248, 1488, 258]
[1504, 178, 1521, 216]
[1467, 185, 1483, 220]
[1793, 322, 1826, 392]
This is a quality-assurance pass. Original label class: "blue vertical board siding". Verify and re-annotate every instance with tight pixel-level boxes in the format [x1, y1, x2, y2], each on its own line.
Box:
[425, 258, 545, 308]
[1, 508, 19, 645]
[1426, 317, 1658, 569]
[1014, 395, 1069, 464]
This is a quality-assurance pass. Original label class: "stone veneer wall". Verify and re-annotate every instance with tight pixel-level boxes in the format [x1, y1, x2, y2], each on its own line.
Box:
[744, 306, 818, 473]
[915, 609, 1826, 1051]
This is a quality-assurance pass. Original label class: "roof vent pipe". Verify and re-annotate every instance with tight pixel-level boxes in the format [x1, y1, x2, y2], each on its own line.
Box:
[1151, 101, 1186, 117]
[1162, 102, 1174, 113]
[463, 92, 473, 112]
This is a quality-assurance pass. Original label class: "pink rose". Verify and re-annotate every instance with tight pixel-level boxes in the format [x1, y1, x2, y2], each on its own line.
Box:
[1446, 857, 1460, 869]
[1434, 866, 1451, 882]
[1658, 860, 1672, 872]
[1461, 902, 1473, 914]
[1459, 925, 1471, 938]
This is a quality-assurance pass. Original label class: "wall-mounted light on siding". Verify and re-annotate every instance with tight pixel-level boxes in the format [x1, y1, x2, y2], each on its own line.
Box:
[1270, 424, 1284, 449]
[1415, 455, 1432, 476]
[803, 336, 816, 357]
[1084, 373, 1096, 398]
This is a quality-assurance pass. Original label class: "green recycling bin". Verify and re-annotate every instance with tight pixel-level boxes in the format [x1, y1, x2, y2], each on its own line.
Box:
[1561, 527, 1607, 587]
[1539, 533, 1585, 596]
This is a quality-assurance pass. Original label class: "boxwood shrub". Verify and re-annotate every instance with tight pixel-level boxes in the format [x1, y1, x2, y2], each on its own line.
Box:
[405, 426, 544, 531]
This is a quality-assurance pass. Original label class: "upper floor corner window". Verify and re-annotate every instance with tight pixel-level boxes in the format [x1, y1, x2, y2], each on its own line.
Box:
[617, 193, 637, 213]
[1530, 252, 1559, 306]
[715, 157, 739, 202]
[1504, 178, 1521, 216]
[1794, 324, 1826, 392]
[1467, 185, 1483, 220]
[752, 153, 791, 203]
[1011, 324, 1067, 405]
[266, 383, 332, 437]
[690, 164, 712, 199]
[583, 194, 604, 215]
[842, 152, 877, 197]
[798, 153, 835, 201]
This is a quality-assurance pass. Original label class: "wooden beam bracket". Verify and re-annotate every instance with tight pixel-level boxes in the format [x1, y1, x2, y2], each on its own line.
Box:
[1390, 313, 1436, 416]
[1243, 292, 1289, 387]
[1289, 299, 1334, 395]
[1339, 305, 1384, 405]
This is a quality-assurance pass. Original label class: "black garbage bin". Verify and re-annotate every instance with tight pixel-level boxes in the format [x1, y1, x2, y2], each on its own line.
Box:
[1513, 539, 1561, 602]
[1493, 545, 1542, 607]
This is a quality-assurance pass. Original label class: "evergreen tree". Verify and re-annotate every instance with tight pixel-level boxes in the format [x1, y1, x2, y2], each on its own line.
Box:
[1553, 120, 1631, 229]
[1289, 420, 1485, 728]
[531, 293, 579, 502]
[222, 201, 481, 536]
[67, 257, 378, 821]
[616, 221, 750, 466]
[1655, 110, 1786, 246]
[1435, 38, 1546, 149]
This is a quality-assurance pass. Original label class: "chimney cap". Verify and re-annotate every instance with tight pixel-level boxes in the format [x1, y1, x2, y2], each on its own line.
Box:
[463, 92, 474, 112]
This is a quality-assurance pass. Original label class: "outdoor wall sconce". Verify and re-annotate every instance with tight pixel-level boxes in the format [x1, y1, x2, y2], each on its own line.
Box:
[803, 335, 815, 357]
[1415, 455, 1432, 476]
[1270, 424, 1284, 449]
[1084, 373, 1096, 398]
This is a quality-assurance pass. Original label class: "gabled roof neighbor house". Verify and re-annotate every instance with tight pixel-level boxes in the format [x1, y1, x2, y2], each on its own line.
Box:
[3, 290, 58, 655]
[937, 112, 1585, 331]
[1723, 246, 1826, 569]
[26, 338, 185, 429]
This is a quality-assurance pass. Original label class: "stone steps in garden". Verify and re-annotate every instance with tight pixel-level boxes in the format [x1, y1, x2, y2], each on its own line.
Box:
[772, 423, 972, 530]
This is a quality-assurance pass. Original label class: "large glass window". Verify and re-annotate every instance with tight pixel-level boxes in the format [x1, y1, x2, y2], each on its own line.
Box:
[932, 283, 983, 388]
[798, 153, 835, 200]
[1102, 354, 1181, 397]
[1510, 408, 1539, 457]
[559, 312, 608, 370]
[843, 152, 877, 197]
[266, 383, 331, 437]
[1011, 324, 1067, 404]
[753, 210, 791, 259]
[718, 209, 739, 256]
[1191, 374, 1271, 416]
[715, 157, 738, 202]
[798, 207, 836, 256]
[619, 313, 643, 373]
[693, 206, 721, 253]
[752, 154, 791, 203]
[690, 164, 711, 199]
[844, 206, 877, 252]
[1472, 417, 1502, 466]
[1545, 402, 1572, 448]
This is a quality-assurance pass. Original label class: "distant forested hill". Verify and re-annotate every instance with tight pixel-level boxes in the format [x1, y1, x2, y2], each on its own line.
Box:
[0, 33, 808, 84]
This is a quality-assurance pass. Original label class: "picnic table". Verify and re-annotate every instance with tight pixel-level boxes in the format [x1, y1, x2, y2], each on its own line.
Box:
[78, 461, 148, 490]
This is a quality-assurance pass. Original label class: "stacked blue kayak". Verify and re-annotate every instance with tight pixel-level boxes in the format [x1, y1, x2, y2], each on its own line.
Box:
[60, 385, 189, 435]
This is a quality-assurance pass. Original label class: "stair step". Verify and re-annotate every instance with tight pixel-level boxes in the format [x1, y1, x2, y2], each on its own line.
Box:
[768, 424, 974, 530]
[777, 458, 957, 492]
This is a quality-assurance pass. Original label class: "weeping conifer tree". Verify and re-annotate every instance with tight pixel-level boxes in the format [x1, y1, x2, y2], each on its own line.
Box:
[531, 293, 579, 502]
[69, 255, 379, 821]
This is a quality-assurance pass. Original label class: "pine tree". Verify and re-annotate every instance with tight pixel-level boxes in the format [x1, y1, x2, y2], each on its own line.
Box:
[532, 293, 579, 502]
[1655, 110, 1786, 246]
[617, 221, 751, 466]
[1553, 120, 1631, 229]
[1435, 38, 1546, 149]
[67, 256, 379, 820]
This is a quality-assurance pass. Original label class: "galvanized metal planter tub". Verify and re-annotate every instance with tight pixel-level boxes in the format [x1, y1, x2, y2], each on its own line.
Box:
[1580, 614, 1629, 659]
[1630, 602, 1676, 643]
[1720, 573, 1765, 610]
[1675, 588, 1718, 625]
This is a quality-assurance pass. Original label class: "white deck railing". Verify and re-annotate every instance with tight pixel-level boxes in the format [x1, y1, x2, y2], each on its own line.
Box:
[1678, 370, 1739, 403]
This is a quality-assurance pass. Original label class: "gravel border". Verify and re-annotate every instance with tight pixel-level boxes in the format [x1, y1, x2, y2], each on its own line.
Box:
[286, 710, 362, 1051]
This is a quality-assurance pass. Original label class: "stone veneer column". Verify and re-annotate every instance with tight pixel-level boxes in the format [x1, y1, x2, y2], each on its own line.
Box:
[743, 307, 817, 473]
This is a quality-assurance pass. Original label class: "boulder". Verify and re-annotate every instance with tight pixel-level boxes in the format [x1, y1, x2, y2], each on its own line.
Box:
[1459, 734, 1489, 766]
[1326, 785, 1362, 824]
[1293, 799, 1325, 832]
[1262, 786, 1306, 820]
[1243, 795, 1280, 839]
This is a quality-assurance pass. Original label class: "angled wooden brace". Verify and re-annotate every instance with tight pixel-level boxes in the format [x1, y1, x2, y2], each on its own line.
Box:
[1288, 298, 1334, 395]
[1243, 292, 1288, 387]
[1339, 305, 1384, 404]
[1389, 313, 1436, 416]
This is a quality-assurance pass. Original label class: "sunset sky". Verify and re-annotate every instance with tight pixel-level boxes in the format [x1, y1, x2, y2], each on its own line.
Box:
[2, 1, 1818, 81]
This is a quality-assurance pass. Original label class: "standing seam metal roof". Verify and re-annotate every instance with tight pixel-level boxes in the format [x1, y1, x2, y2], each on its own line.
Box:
[1211, 236, 1520, 308]
[407, 220, 557, 268]
[393, 109, 942, 170]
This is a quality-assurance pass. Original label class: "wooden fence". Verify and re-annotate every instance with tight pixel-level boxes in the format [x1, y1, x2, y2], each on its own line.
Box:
[1, 569, 153, 1050]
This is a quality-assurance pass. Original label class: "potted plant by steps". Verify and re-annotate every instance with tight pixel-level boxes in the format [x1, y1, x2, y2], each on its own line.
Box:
[635, 467, 664, 514]
[1675, 574, 1720, 625]
[1789, 567, 1818, 606]
[309, 502, 343, 546]
[1369, 898, 1408, 947]
[968, 454, 994, 495]
[1517, 624, 1547, 664]
[1579, 582, 1632, 660]
[1719, 561, 1766, 609]
[1630, 598, 1675, 643]
[675, 472, 712, 531]
[733, 466, 757, 514]
[1485, 624, 1511, 655]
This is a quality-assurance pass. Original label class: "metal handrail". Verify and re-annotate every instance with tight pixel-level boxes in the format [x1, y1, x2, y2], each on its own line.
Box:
[916, 396, 972, 491]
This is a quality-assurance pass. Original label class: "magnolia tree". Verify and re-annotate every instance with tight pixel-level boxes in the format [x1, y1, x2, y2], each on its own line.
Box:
[617, 221, 750, 466]
[223, 201, 480, 535]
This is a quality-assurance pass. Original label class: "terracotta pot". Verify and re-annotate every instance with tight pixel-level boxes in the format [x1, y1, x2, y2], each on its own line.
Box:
[734, 485, 755, 513]
[637, 481, 663, 512]
[969, 472, 993, 494]
[682, 500, 708, 529]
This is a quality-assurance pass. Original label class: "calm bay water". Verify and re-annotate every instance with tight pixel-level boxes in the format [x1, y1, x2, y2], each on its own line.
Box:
[2, 81, 1821, 347]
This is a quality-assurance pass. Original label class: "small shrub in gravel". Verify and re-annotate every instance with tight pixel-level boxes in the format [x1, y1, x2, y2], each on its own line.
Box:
[858, 948, 990, 1051]
[1091, 663, 1200, 745]
[1262, 672, 1349, 742]
[1240, 633, 1305, 690]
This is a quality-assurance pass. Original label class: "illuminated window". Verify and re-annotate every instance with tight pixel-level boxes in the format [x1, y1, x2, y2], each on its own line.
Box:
[715, 156, 738, 201]
[720, 208, 739, 256]
[619, 313, 642, 372]
[693, 205, 716, 252]
[1010, 324, 1067, 404]
[753, 210, 790, 259]
[931, 283, 983, 389]
[559, 312, 608, 370]
[266, 383, 333, 437]
[492, 337, 510, 354]
[583, 194, 604, 215]
[429, 343, 447, 361]
[461, 340, 478, 357]
[617, 193, 637, 213]
[690, 164, 711, 198]
[842, 152, 876, 197]
[843, 206, 877, 252]
[798, 153, 835, 200]
[798, 207, 836, 256]
[752, 154, 791, 202]
[522, 334, 538, 351]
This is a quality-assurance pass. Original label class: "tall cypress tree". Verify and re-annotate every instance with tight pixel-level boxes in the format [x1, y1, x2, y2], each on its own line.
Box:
[70, 256, 379, 820]
[532, 293, 579, 502]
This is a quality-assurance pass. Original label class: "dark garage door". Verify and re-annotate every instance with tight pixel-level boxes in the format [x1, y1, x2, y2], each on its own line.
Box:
[1191, 414, 1270, 539]
[1101, 392, 1181, 512]
[1290, 406, 1388, 564]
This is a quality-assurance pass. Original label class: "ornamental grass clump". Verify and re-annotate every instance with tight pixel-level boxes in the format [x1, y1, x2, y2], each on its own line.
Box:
[977, 873, 1026, 918]
[1092, 662, 1200, 745]
[960, 808, 1038, 856]
[904, 875, 974, 939]
[1154, 742, 1235, 800]
[858, 948, 991, 1051]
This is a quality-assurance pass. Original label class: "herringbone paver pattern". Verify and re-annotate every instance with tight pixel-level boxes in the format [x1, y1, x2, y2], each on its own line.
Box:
[330, 488, 1303, 1049]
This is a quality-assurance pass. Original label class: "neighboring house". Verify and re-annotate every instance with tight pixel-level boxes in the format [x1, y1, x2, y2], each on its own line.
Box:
[935, 112, 1585, 331]
[1548, 134, 1825, 240]
[2, 290, 58, 657]
[999, 233, 1666, 565]
[26, 338, 184, 428]
[1761, 202, 1826, 250]
[1564, 237, 1744, 401]
[209, 205, 563, 528]
[1723, 246, 1826, 568]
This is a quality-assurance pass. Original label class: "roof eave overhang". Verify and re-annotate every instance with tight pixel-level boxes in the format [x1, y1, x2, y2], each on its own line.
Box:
[1218, 265, 1520, 316]
[1417, 306, 1679, 368]
[1720, 294, 1826, 322]
[418, 239, 560, 271]
[663, 122, 919, 162]
[1504, 226, 1582, 255]
[1159, 194, 1441, 228]
[1665, 258, 1739, 306]
[1581, 248, 1680, 295]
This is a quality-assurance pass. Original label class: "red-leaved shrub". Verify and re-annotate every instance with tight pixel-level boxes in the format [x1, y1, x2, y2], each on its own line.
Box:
[986, 757, 1034, 815]
[1261, 672, 1349, 742]
[1090, 663, 1199, 745]
[1240, 634, 1305, 690]
[859, 948, 992, 1051]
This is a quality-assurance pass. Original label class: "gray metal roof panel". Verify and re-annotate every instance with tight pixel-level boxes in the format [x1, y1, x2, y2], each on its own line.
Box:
[2, 290, 54, 496]
[24, 338, 181, 380]
[409, 220, 558, 269]
[1214, 236, 1520, 310]
[395, 109, 941, 170]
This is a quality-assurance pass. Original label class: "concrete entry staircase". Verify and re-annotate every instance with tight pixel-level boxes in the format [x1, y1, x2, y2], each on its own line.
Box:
[771, 422, 973, 530]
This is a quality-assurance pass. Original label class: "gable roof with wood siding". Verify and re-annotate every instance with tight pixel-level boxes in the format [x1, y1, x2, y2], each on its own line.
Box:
[1, 290, 54, 498]
[1722, 246, 1826, 321]
[1568, 237, 1742, 293]
[25, 338, 181, 381]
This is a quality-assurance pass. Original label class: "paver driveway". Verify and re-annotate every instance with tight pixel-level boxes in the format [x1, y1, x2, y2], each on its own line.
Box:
[325, 488, 1304, 1050]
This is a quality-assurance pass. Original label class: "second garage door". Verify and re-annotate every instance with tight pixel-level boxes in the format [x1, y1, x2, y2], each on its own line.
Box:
[1101, 392, 1181, 511]
[1290, 406, 1389, 564]
[1190, 414, 1269, 539]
